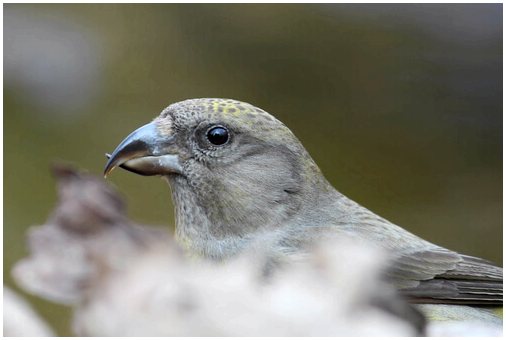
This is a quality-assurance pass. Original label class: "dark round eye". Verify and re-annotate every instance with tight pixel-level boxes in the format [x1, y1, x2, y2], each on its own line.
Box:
[206, 126, 229, 145]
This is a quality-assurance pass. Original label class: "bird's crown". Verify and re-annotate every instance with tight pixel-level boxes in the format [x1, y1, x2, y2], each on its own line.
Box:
[159, 98, 293, 136]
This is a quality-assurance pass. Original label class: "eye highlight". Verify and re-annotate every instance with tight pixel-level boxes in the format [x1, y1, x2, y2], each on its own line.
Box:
[206, 126, 229, 145]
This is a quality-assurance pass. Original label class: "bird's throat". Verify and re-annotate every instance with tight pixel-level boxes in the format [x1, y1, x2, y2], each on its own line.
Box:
[164, 171, 341, 261]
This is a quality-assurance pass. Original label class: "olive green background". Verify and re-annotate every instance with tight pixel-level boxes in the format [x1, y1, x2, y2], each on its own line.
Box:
[4, 4, 502, 335]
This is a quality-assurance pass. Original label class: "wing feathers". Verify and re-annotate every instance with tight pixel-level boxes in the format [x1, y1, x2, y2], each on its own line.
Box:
[387, 248, 503, 306]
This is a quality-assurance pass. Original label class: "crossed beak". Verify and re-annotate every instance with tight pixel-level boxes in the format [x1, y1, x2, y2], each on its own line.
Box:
[104, 121, 182, 177]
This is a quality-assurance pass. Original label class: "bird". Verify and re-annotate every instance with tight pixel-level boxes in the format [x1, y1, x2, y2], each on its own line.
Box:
[104, 98, 502, 324]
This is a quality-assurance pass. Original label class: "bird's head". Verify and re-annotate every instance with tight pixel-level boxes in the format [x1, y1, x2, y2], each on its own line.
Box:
[105, 98, 335, 256]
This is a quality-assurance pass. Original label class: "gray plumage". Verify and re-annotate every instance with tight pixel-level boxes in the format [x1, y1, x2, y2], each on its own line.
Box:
[104, 98, 502, 309]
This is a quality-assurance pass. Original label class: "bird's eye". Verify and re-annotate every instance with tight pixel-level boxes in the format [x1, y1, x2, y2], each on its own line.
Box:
[206, 126, 229, 145]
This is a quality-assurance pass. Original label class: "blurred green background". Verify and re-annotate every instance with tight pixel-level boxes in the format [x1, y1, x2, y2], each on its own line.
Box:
[4, 3, 502, 335]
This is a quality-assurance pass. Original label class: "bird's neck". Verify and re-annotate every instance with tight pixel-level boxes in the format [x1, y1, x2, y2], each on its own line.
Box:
[164, 170, 344, 261]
